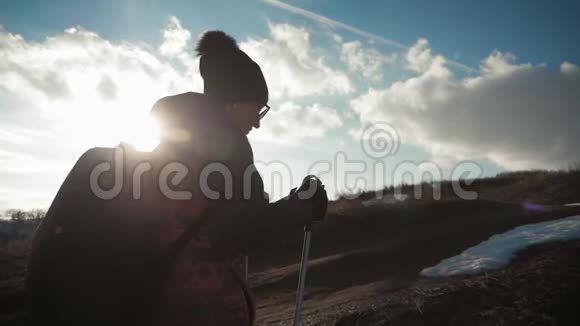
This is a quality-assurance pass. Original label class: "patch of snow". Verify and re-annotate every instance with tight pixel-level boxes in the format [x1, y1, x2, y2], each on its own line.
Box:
[420, 215, 580, 277]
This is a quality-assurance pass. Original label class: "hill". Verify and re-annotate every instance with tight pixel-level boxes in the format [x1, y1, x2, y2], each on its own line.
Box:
[1, 168, 579, 325]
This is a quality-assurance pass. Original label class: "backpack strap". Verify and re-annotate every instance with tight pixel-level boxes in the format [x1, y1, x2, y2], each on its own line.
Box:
[140, 208, 215, 325]
[156, 208, 214, 282]
[159, 207, 215, 268]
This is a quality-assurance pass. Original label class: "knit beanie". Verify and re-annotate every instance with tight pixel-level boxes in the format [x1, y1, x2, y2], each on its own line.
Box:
[196, 31, 268, 105]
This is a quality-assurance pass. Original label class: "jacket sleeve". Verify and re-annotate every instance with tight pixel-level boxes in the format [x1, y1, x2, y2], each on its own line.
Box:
[208, 188, 304, 254]
[201, 135, 304, 254]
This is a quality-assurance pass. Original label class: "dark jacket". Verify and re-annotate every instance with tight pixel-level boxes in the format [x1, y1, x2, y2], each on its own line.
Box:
[150, 92, 300, 325]
[26, 92, 302, 326]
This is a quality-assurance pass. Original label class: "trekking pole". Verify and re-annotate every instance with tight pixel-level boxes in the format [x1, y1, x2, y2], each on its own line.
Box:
[293, 221, 312, 326]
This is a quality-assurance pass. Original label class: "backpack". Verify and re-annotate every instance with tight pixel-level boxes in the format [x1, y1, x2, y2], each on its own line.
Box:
[26, 145, 209, 326]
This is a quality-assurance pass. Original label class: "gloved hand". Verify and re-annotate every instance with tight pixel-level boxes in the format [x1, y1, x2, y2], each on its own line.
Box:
[290, 175, 328, 224]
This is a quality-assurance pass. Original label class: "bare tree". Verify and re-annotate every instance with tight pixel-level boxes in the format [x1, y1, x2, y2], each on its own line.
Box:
[569, 160, 580, 172]
[5, 208, 47, 221]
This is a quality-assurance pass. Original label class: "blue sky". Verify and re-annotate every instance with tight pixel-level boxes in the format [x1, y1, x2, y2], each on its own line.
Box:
[3, 0, 579, 66]
[1, 0, 579, 211]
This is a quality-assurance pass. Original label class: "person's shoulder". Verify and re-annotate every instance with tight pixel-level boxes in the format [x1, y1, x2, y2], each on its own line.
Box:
[155, 91, 201, 102]
[152, 92, 205, 110]
[75, 146, 148, 172]
[151, 92, 221, 124]
[76, 147, 115, 166]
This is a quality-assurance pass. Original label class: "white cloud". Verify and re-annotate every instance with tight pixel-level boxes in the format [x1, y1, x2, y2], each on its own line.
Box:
[255, 101, 343, 142]
[331, 33, 343, 43]
[0, 23, 200, 108]
[263, 0, 405, 50]
[263, 0, 476, 73]
[0, 19, 353, 209]
[351, 38, 580, 170]
[0, 186, 58, 211]
[406, 38, 435, 73]
[159, 16, 191, 58]
[0, 18, 205, 210]
[560, 61, 580, 75]
[340, 40, 397, 82]
[240, 22, 353, 99]
[0, 20, 203, 149]
[158, 17, 199, 82]
[479, 50, 531, 77]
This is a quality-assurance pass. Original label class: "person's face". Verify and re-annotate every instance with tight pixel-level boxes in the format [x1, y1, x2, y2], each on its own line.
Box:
[225, 102, 269, 135]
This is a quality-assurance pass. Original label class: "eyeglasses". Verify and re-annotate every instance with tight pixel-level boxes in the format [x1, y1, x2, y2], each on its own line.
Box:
[258, 104, 271, 120]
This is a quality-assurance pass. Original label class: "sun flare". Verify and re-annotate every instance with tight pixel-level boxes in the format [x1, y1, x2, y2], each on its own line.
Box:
[54, 69, 165, 152]
[118, 113, 160, 152]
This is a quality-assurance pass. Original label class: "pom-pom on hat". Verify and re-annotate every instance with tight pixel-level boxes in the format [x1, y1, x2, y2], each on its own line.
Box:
[196, 31, 268, 105]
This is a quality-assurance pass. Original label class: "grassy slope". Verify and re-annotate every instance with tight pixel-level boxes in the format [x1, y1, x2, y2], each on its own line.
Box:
[251, 202, 580, 325]
[0, 169, 579, 325]
[249, 170, 580, 325]
[333, 240, 580, 326]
